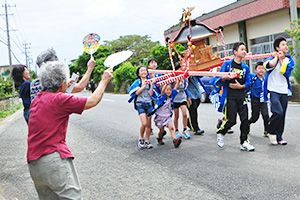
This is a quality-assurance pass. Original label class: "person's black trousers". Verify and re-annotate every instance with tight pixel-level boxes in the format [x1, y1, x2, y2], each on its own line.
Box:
[187, 98, 201, 132]
[249, 97, 269, 132]
[217, 98, 249, 144]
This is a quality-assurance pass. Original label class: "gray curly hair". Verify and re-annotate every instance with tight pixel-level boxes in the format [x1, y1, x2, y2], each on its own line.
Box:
[39, 61, 70, 92]
[36, 48, 59, 68]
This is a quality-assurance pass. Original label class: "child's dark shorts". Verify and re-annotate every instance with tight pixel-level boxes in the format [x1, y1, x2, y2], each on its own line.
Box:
[174, 101, 187, 109]
[136, 101, 153, 115]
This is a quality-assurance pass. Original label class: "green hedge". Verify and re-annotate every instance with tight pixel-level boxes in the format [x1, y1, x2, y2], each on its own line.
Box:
[0, 77, 13, 98]
[113, 62, 137, 92]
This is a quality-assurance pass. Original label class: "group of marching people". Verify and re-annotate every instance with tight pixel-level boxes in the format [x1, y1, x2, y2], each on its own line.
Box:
[129, 36, 295, 152]
[9, 35, 294, 199]
[128, 58, 207, 149]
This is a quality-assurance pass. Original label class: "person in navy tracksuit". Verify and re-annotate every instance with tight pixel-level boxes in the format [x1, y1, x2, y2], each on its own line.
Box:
[263, 36, 295, 145]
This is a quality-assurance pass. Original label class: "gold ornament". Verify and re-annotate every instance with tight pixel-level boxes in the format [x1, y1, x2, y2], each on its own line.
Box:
[187, 42, 192, 46]
[185, 17, 190, 21]
[170, 44, 174, 48]
[191, 45, 196, 50]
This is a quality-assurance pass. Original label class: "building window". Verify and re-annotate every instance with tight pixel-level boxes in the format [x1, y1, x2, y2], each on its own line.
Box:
[212, 43, 234, 58]
[249, 32, 291, 71]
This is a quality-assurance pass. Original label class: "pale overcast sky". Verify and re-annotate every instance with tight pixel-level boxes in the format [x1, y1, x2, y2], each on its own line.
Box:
[0, 0, 236, 70]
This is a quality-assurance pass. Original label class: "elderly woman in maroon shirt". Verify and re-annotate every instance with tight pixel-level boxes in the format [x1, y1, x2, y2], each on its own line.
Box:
[27, 59, 113, 200]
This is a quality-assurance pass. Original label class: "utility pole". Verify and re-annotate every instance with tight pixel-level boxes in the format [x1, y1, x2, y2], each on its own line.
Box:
[23, 42, 31, 69]
[290, 0, 298, 62]
[4, 0, 15, 93]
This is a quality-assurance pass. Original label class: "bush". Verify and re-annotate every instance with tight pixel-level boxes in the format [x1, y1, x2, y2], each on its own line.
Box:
[293, 62, 300, 84]
[0, 77, 13, 98]
[113, 62, 137, 92]
[285, 19, 300, 84]
[0, 102, 22, 118]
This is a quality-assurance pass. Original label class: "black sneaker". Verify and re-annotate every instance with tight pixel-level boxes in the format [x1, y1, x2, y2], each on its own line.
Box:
[157, 137, 165, 145]
[173, 138, 182, 148]
[194, 129, 204, 135]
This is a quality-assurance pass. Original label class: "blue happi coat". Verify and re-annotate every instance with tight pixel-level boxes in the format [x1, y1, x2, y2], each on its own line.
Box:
[209, 58, 251, 112]
[147, 89, 179, 116]
[128, 78, 160, 108]
[262, 55, 295, 101]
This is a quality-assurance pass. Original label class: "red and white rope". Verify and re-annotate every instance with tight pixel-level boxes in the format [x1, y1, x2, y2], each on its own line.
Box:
[144, 72, 175, 84]
[219, 30, 227, 57]
[156, 74, 185, 87]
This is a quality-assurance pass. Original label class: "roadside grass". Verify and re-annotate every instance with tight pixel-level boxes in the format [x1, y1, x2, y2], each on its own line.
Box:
[0, 103, 23, 122]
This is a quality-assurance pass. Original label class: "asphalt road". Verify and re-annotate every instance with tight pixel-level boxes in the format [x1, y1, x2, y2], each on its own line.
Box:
[0, 91, 300, 200]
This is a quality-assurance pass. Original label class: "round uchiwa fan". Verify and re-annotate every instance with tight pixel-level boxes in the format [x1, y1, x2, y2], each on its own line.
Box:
[104, 50, 133, 68]
[83, 33, 101, 55]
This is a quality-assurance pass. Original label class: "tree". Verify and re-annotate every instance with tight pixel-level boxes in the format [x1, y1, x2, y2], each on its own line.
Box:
[285, 19, 300, 84]
[150, 44, 185, 70]
[104, 35, 160, 65]
[113, 62, 137, 92]
[69, 45, 112, 83]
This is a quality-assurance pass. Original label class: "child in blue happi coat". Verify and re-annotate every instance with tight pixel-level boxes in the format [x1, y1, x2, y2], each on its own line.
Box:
[173, 62, 192, 139]
[128, 66, 159, 149]
[210, 42, 254, 151]
[248, 62, 269, 137]
[148, 81, 182, 148]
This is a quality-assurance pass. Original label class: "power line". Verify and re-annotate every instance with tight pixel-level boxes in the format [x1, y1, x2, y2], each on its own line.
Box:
[10, 0, 28, 41]
[10, 47, 21, 63]
[0, 37, 23, 64]
[0, 38, 7, 45]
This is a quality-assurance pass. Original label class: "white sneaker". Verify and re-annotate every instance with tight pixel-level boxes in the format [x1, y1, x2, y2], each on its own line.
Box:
[182, 130, 191, 139]
[268, 134, 278, 145]
[176, 130, 182, 138]
[217, 134, 224, 148]
[240, 141, 255, 151]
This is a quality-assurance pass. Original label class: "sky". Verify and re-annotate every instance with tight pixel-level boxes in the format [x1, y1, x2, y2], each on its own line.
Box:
[0, 0, 236, 71]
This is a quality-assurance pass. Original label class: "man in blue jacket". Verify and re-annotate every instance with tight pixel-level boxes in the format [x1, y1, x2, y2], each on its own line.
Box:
[211, 42, 255, 151]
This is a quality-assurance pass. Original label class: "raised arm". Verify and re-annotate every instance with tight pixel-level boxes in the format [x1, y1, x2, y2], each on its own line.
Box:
[149, 82, 155, 96]
[161, 84, 168, 96]
[267, 52, 279, 69]
[135, 83, 147, 95]
[72, 56, 96, 93]
[174, 79, 180, 90]
[84, 68, 113, 110]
